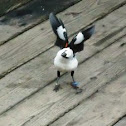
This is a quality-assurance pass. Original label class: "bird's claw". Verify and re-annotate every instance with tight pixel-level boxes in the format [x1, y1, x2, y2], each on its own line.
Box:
[71, 82, 83, 94]
[53, 85, 61, 92]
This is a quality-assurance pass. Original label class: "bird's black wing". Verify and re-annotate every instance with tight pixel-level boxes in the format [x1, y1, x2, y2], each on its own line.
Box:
[49, 13, 68, 48]
[69, 25, 95, 53]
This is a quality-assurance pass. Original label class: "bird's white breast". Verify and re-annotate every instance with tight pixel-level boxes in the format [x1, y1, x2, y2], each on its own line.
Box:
[54, 53, 78, 72]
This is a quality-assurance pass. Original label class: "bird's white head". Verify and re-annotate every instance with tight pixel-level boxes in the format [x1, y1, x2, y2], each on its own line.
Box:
[57, 47, 74, 59]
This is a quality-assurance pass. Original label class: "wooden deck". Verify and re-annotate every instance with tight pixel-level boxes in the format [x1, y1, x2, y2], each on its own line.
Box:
[0, 0, 126, 126]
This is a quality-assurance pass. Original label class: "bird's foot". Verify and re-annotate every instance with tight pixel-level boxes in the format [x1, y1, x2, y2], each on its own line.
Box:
[53, 84, 62, 92]
[71, 82, 83, 94]
[71, 81, 79, 88]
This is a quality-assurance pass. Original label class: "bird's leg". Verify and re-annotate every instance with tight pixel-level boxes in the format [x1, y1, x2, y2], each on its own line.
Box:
[71, 71, 83, 94]
[54, 71, 62, 92]
[71, 71, 75, 82]
[71, 71, 78, 88]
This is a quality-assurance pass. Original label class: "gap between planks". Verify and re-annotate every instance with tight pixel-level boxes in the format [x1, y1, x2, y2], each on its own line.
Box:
[0, 2, 125, 125]
[50, 72, 126, 126]
[112, 116, 126, 126]
[0, 35, 126, 126]
[0, 5, 126, 116]
[0, 26, 125, 116]
[0, 0, 89, 45]
[0, 0, 126, 45]
[0, 1, 126, 81]
[0, 0, 82, 45]
[0, 0, 33, 17]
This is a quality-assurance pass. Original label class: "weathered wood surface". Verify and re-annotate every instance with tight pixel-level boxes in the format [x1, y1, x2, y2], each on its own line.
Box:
[0, 1, 126, 126]
[0, 0, 126, 45]
[0, 0, 81, 45]
[0, 5, 126, 116]
[0, 0, 31, 16]
[0, 0, 126, 79]
[50, 73, 126, 126]
[114, 117, 126, 126]
[0, 0, 89, 45]
[0, 35, 126, 126]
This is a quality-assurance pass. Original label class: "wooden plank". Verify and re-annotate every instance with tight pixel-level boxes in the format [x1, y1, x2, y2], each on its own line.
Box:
[0, 5, 126, 116]
[0, 0, 126, 45]
[0, 0, 94, 45]
[0, 0, 95, 76]
[0, 0, 81, 44]
[0, 36, 126, 126]
[0, 0, 31, 16]
[114, 117, 126, 126]
[50, 73, 126, 126]
[0, 1, 126, 79]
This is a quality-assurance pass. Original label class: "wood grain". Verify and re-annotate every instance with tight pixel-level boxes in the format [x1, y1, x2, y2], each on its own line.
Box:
[0, 0, 126, 79]
[50, 73, 126, 126]
[0, 36, 126, 126]
[0, 0, 31, 16]
[0, 1, 126, 126]
[0, 0, 94, 44]
[0, 5, 126, 117]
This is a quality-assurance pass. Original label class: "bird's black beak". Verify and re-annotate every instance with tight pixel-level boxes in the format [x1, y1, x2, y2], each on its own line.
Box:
[61, 52, 67, 58]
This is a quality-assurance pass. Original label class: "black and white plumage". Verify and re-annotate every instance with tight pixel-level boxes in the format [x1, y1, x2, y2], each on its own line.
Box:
[49, 13, 95, 93]
[54, 47, 78, 72]
[49, 13, 68, 48]
[69, 26, 95, 53]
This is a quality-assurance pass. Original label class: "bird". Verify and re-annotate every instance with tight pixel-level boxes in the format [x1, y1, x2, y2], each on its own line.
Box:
[49, 13, 95, 94]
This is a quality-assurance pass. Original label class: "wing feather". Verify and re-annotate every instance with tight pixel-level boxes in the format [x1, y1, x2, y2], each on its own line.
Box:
[49, 13, 68, 48]
[69, 25, 95, 53]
